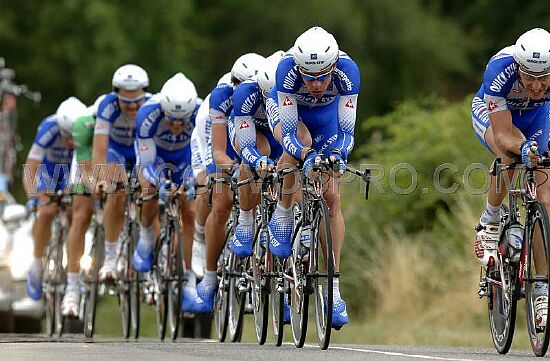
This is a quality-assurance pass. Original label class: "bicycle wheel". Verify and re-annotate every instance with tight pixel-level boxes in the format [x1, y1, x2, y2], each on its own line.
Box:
[271, 254, 285, 346]
[83, 227, 102, 338]
[167, 221, 183, 340]
[251, 227, 268, 345]
[313, 200, 333, 350]
[525, 201, 550, 356]
[154, 234, 168, 340]
[119, 231, 132, 339]
[214, 244, 230, 342]
[129, 225, 140, 339]
[45, 285, 56, 337]
[228, 251, 245, 342]
[289, 210, 309, 348]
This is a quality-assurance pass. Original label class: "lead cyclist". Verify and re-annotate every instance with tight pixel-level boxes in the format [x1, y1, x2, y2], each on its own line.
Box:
[472, 28, 550, 329]
[269, 26, 360, 328]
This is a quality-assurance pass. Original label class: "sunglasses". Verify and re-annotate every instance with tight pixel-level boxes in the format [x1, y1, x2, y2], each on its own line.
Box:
[299, 67, 333, 82]
[518, 67, 550, 82]
[166, 114, 188, 122]
[118, 94, 145, 105]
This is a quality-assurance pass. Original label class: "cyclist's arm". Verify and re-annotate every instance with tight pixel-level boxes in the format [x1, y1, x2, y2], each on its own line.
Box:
[235, 116, 263, 167]
[24, 121, 52, 197]
[278, 91, 309, 160]
[211, 122, 234, 167]
[23, 158, 40, 197]
[489, 109, 524, 154]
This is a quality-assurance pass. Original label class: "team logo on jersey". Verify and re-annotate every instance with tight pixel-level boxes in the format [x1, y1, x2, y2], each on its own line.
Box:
[533, 52, 541, 59]
[310, 54, 318, 60]
[345, 98, 354, 108]
[239, 121, 250, 129]
[282, 96, 294, 106]
[488, 101, 498, 111]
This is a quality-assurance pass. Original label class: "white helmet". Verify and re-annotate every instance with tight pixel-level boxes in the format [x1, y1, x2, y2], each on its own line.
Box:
[293, 27, 339, 73]
[112, 64, 149, 91]
[257, 51, 285, 94]
[217, 72, 232, 86]
[160, 73, 198, 119]
[513, 28, 550, 73]
[87, 94, 107, 116]
[56, 97, 87, 135]
[231, 53, 265, 82]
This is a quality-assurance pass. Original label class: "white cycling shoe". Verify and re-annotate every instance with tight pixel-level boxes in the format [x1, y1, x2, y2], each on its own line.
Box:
[475, 221, 499, 267]
[99, 257, 118, 281]
[61, 289, 80, 318]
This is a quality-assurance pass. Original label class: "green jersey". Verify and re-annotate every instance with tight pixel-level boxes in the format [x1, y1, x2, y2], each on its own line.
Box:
[72, 115, 95, 162]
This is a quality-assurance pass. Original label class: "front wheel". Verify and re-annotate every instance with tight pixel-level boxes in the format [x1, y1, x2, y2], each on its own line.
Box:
[167, 221, 183, 340]
[227, 252, 245, 342]
[525, 201, 550, 356]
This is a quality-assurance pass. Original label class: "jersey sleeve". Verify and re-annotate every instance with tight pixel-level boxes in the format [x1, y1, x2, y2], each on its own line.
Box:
[135, 102, 161, 166]
[233, 82, 263, 167]
[482, 56, 516, 114]
[276, 56, 304, 159]
[94, 93, 117, 135]
[209, 84, 234, 125]
[28, 117, 57, 161]
[72, 115, 95, 162]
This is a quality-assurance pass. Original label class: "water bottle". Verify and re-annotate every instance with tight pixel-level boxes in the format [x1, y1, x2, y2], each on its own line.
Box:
[506, 223, 523, 263]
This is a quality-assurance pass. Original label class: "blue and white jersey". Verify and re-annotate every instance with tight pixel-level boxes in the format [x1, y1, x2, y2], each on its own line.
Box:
[275, 50, 360, 160]
[477, 46, 550, 114]
[209, 83, 234, 125]
[232, 79, 269, 130]
[94, 92, 152, 147]
[28, 115, 73, 167]
[135, 94, 200, 166]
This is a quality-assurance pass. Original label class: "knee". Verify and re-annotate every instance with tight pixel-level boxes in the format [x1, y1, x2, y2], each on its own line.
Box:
[324, 193, 341, 217]
[38, 204, 57, 223]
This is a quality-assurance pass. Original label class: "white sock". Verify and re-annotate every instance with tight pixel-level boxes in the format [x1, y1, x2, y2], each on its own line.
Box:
[67, 272, 80, 292]
[202, 270, 217, 288]
[104, 240, 119, 260]
[481, 201, 500, 224]
[275, 203, 292, 218]
[185, 269, 196, 289]
[139, 225, 154, 248]
[333, 279, 341, 300]
[31, 257, 42, 272]
[239, 209, 253, 226]
[194, 221, 205, 243]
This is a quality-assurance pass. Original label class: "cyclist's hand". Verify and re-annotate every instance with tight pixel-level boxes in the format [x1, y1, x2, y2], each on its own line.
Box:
[303, 150, 321, 177]
[327, 149, 346, 175]
[158, 180, 175, 203]
[25, 197, 39, 212]
[521, 140, 539, 168]
[255, 156, 274, 178]
[94, 180, 108, 196]
[183, 178, 196, 202]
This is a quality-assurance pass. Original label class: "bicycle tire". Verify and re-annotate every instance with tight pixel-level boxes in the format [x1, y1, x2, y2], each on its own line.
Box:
[271, 254, 285, 346]
[524, 201, 550, 356]
[129, 225, 140, 340]
[119, 232, 132, 339]
[228, 251, 245, 342]
[167, 220, 184, 341]
[289, 213, 309, 348]
[214, 242, 230, 342]
[252, 227, 268, 345]
[154, 233, 168, 341]
[313, 199, 333, 350]
[83, 225, 103, 339]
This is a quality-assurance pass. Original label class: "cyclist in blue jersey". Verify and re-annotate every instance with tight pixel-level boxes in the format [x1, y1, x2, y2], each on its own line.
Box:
[23, 97, 88, 300]
[190, 73, 232, 279]
[92, 64, 150, 281]
[268, 27, 360, 328]
[193, 53, 265, 313]
[472, 28, 550, 329]
[133, 73, 200, 311]
[230, 51, 285, 257]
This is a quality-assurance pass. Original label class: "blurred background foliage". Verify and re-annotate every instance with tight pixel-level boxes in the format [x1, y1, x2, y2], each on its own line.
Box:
[3, 0, 550, 345]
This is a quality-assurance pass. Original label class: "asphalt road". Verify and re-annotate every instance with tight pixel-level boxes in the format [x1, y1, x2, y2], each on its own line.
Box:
[0, 334, 540, 361]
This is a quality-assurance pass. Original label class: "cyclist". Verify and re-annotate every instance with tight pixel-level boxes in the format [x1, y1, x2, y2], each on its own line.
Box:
[23, 97, 88, 300]
[59, 95, 105, 317]
[193, 53, 265, 312]
[269, 26, 360, 328]
[92, 64, 150, 281]
[230, 51, 285, 258]
[133, 73, 200, 311]
[472, 28, 550, 328]
[190, 72, 232, 279]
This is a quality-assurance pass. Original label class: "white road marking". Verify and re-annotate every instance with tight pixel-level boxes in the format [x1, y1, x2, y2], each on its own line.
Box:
[304, 344, 480, 361]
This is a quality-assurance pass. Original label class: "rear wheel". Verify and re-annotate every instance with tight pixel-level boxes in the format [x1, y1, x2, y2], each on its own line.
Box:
[525, 201, 550, 356]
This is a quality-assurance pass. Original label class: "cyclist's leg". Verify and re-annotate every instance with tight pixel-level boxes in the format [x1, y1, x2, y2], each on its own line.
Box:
[192, 169, 209, 277]
[100, 147, 129, 279]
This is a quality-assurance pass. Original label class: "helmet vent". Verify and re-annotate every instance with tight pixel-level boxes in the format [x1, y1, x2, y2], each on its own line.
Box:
[521, 44, 526, 51]
[325, 46, 331, 53]
[298, 46, 303, 53]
